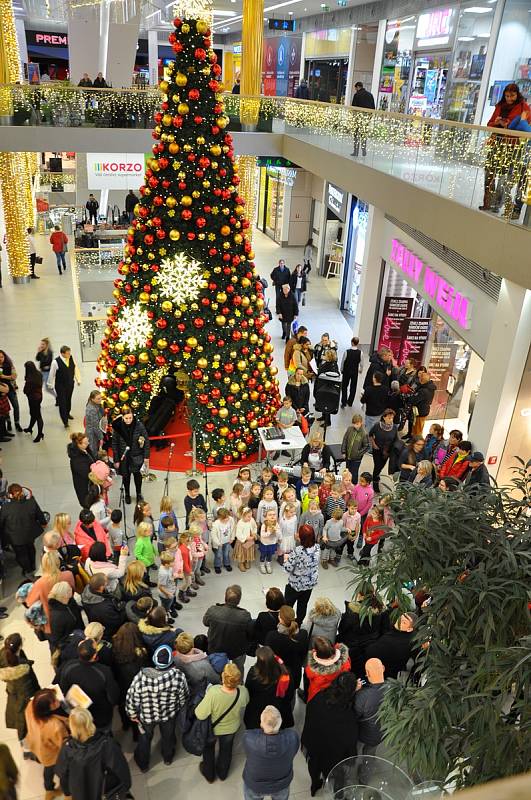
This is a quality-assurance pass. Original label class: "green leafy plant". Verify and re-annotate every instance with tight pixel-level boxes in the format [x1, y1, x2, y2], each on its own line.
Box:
[348, 459, 531, 788]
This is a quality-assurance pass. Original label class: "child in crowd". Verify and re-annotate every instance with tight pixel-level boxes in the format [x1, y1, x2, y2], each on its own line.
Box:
[234, 507, 257, 571]
[276, 395, 297, 429]
[278, 502, 298, 565]
[108, 509, 125, 564]
[189, 522, 208, 587]
[259, 509, 281, 574]
[342, 500, 361, 560]
[351, 472, 375, 545]
[178, 532, 197, 601]
[158, 496, 179, 536]
[184, 479, 207, 526]
[339, 468, 355, 503]
[188, 507, 211, 574]
[299, 499, 325, 543]
[359, 505, 386, 566]
[257, 486, 278, 526]
[324, 483, 346, 521]
[134, 521, 157, 584]
[301, 483, 319, 514]
[133, 500, 154, 530]
[318, 472, 335, 511]
[234, 467, 252, 505]
[210, 487, 228, 521]
[230, 483, 245, 518]
[280, 485, 300, 520]
[296, 466, 313, 502]
[157, 514, 177, 554]
[157, 550, 179, 620]
[379, 493, 394, 528]
[248, 482, 262, 519]
[211, 507, 235, 574]
[274, 470, 290, 504]
[259, 466, 275, 491]
[322, 508, 347, 567]
[165, 537, 184, 608]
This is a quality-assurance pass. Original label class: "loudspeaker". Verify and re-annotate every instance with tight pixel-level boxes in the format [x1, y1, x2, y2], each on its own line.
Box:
[49, 156, 63, 172]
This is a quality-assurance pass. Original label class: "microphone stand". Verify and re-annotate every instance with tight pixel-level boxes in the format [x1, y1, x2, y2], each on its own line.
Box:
[117, 447, 133, 541]
[161, 442, 176, 499]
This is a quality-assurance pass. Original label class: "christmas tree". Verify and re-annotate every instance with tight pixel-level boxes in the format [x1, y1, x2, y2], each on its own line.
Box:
[96, 7, 281, 466]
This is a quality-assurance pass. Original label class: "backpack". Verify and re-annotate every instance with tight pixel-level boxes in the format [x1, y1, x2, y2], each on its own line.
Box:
[181, 685, 240, 756]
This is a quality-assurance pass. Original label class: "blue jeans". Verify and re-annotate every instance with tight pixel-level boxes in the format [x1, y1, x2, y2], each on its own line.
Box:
[55, 251, 67, 271]
[244, 785, 290, 800]
[364, 414, 380, 437]
[214, 542, 231, 568]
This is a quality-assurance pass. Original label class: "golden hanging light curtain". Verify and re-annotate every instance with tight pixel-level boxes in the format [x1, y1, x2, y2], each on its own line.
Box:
[240, 0, 263, 126]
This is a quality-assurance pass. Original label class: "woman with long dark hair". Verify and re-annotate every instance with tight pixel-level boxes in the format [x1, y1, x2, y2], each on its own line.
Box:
[0, 350, 21, 432]
[23, 361, 44, 442]
[112, 622, 149, 738]
[25, 688, 70, 799]
[67, 432, 96, 506]
[111, 406, 150, 504]
[243, 645, 294, 730]
[0, 633, 40, 746]
[265, 604, 309, 688]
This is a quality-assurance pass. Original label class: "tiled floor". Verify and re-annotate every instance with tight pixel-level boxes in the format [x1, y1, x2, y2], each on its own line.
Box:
[0, 228, 383, 800]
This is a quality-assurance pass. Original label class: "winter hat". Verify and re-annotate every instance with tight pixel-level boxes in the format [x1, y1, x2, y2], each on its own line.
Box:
[470, 451, 485, 462]
[153, 644, 173, 670]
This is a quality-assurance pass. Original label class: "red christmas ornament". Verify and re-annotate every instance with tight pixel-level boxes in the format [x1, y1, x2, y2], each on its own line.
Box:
[196, 217, 206, 228]
[144, 233, 154, 245]
[193, 317, 205, 329]
[155, 355, 166, 366]
[162, 179, 171, 189]
[172, 41, 183, 54]
[156, 229, 166, 240]
[191, 369, 203, 381]
[214, 371, 222, 380]
[178, 181, 187, 190]
[211, 125, 220, 135]
[181, 209, 192, 220]
[156, 319, 167, 329]
[148, 177, 159, 188]
[211, 407, 219, 416]
[211, 388, 221, 399]
[198, 394, 209, 404]
[194, 48, 207, 60]
[188, 88, 200, 100]
[187, 232, 196, 240]
[207, 333, 216, 342]
[153, 195, 163, 206]
[158, 157, 169, 169]
[223, 454, 233, 465]
[207, 456, 215, 464]
[142, 383, 152, 393]
[194, 115, 203, 124]
[201, 297, 211, 307]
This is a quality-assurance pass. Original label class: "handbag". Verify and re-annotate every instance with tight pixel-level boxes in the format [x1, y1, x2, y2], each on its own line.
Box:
[182, 688, 240, 756]
[35, 255, 43, 264]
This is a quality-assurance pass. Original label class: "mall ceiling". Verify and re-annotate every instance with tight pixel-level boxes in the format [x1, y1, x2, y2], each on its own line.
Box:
[18, 0, 373, 36]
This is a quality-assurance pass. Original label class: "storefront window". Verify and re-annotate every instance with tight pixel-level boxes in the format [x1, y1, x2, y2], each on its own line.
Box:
[257, 166, 292, 244]
[304, 28, 352, 103]
[445, 2, 497, 122]
[342, 200, 369, 319]
[378, 17, 416, 112]
[481, 0, 531, 124]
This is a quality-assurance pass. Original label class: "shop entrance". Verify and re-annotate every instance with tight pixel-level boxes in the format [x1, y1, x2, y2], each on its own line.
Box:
[305, 58, 348, 104]
[408, 51, 450, 117]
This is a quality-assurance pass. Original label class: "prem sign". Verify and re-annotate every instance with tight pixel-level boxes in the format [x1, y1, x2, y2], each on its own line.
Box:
[87, 153, 145, 190]
[390, 239, 472, 330]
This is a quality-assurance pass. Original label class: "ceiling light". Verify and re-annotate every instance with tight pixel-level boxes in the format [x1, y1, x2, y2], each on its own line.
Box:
[212, 9, 237, 16]
[458, 36, 475, 40]
[264, 0, 303, 11]
[463, 7, 492, 12]
[288, 10, 293, 14]
[400, 15, 415, 23]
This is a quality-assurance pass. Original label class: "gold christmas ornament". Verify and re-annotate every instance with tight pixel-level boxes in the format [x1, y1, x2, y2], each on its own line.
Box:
[180, 195, 193, 207]
[169, 229, 181, 241]
[175, 73, 188, 87]
[177, 102, 190, 115]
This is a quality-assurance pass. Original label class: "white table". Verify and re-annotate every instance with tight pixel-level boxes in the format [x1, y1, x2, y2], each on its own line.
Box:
[257, 425, 307, 465]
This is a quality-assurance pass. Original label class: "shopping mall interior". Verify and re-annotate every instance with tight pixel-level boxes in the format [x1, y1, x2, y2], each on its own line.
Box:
[0, 0, 529, 799]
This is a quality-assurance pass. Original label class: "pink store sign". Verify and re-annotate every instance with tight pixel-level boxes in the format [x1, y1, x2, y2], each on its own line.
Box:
[390, 239, 472, 330]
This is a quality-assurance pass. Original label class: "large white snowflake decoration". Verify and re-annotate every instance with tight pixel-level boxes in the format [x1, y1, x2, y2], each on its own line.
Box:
[157, 253, 204, 304]
[117, 303, 153, 350]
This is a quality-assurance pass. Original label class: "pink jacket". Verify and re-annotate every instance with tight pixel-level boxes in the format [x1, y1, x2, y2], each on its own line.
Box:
[190, 536, 208, 560]
[350, 484, 375, 517]
[74, 519, 111, 561]
[172, 547, 184, 578]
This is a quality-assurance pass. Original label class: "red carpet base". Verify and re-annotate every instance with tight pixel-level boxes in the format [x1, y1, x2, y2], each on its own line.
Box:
[147, 412, 258, 473]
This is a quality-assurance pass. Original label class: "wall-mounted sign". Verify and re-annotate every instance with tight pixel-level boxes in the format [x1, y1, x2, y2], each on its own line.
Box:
[389, 238, 472, 329]
[415, 8, 455, 48]
[87, 153, 144, 190]
[257, 157, 297, 168]
[26, 30, 69, 47]
[326, 182, 347, 221]
[269, 19, 296, 32]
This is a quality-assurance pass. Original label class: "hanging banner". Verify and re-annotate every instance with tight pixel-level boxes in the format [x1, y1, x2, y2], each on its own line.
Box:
[263, 39, 277, 96]
[276, 37, 289, 97]
[287, 36, 302, 96]
[398, 317, 431, 364]
[377, 296, 414, 360]
[427, 342, 458, 419]
[262, 36, 302, 97]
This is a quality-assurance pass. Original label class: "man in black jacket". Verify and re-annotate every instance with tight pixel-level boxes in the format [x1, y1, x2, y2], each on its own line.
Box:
[351, 82, 375, 157]
[411, 369, 436, 435]
[270, 259, 291, 301]
[363, 347, 397, 390]
[0, 483, 47, 576]
[360, 371, 389, 434]
[365, 613, 417, 679]
[354, 657, 387, 755]
[341, 336, 364, 408]
[81, 574, 126, 639]
[59, 638, 119, 729]
[203, 584, 253, 673]
[276, 284, 299, 341]
[125, 189, 139, 222]
[464, 452, 491, 491]
[86, 194, 99, 224]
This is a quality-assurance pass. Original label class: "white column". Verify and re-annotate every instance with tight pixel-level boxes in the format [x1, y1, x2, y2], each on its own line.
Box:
[468, 281, 531, 475]
[344, 27, 358, 106]
[371, 18, 387, 101]
[15, 18, 28, 77]
[299, 32, 306, 83]
[353, 204, 385, 346]
[106, 12, 141, 88]
[148, 29, 159, 86]
[68, 7, 100, 83]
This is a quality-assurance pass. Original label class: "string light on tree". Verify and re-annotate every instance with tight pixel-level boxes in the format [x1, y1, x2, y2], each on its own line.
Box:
[157, 253, 204, 304]
[117, 303, 153, 350]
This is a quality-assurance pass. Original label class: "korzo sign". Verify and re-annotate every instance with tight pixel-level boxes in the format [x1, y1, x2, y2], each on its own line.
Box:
[390, 238, 472, 330]
[87, 153, 145, 190]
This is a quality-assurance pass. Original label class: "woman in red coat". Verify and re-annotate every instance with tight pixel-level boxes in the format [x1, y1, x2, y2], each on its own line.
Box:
[482, 83, 531, 213]
[73, 509, 111, 561]
[305, 637, 350, 702]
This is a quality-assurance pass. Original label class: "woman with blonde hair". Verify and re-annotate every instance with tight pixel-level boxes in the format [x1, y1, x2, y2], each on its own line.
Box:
[195, 662, 249, 783]
[52, 513, 75, 547]
[302, 596, 341, 649]
[27, 552, 75, 636]
[56, 707, 131, 800]
[25, 688, 69, 800]
[48, 581, 83, 651]
[265, 604, 309, 689]
[121, 559, 150, 603]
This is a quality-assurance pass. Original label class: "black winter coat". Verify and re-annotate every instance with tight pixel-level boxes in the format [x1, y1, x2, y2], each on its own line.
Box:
[289, 270, 307, 293]
[365, 628, 416, 679]
[270, 265, 291, 289]
[352, 87, 375, 109]
[49, 598, 84, 651]
[111, 417, 150, 473]
[81, 585, 126, 640]
[59, 661, 119, 729]
[411, 380, 436, 416]
[285, 379, 310, 413]
[301, 687, 358, 776]
[253, 610, 281, 647]
[276, 291, 299, 323]
[0, 496, 47, 546]
[56, 731, 131, 800]
[264, 629, 308, 688]
[67, 443, 96, 506]
[337, 601, 386, 676]
[243, 668, 295, 730]
[363, 352, 397, 389]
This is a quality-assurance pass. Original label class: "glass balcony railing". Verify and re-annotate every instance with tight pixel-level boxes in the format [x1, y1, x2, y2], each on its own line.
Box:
[1, 84, 529, 224]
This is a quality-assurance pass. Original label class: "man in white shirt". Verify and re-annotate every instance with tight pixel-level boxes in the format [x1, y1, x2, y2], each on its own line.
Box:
[48, 345, 81, 427]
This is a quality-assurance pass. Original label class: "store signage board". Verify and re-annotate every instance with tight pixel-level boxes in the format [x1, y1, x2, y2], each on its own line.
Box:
[390, 238, 472, 329]
[26, 30, 69, 47]
[415, 7, 455, 48]
[87, 153, 145, 190]
[326, 183, 347, 221]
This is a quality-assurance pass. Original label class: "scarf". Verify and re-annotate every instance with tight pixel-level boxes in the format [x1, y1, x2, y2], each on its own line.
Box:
[380, 420, 393, 432]
[277, 623, 290, 635]
[274, 655, 290, 698]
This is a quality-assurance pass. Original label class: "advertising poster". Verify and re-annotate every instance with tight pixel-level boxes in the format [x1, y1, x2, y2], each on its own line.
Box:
[263, 39, 277, 96]
[398, 317, 431, 364]
[287, 36, 302, 96]
[377, 297, 414, 360]
[425, 69, 438, 103]
[87, 153, 145, 190]
[276, 38, 289, 97]
[28, 63, 41, 84]
[427, 342, 458, 419]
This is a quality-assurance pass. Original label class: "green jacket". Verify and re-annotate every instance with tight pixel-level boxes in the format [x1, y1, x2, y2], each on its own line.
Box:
[341, 425, 370, 461]
[134, 535, 157, 567]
